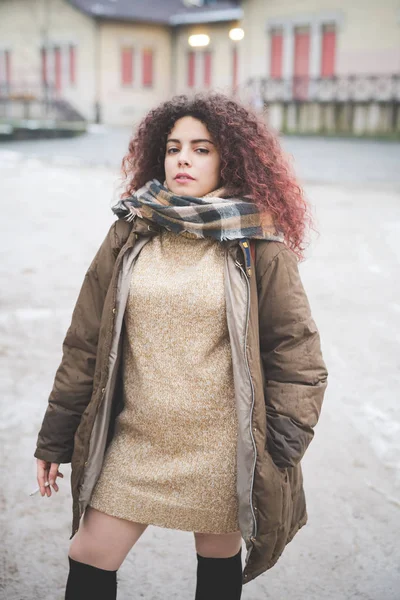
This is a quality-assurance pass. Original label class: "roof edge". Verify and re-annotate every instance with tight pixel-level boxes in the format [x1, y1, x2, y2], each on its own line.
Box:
[65, 0, 91, 16]
[170, 7, 243, 26]
[65, 1, 242, 26]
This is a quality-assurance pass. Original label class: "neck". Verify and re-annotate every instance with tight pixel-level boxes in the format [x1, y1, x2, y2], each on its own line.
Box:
[163, 181, 227, 199]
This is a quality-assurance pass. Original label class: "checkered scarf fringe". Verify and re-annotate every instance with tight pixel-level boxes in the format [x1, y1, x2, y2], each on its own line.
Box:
[112, 179, 284, 242]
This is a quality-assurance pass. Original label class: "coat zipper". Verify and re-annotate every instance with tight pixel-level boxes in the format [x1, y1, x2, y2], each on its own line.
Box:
[234, 257, 258, 542]
[75, 234, 137, 525]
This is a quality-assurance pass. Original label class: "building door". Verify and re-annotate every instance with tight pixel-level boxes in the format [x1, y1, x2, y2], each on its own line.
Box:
[293, 26, 310, 100]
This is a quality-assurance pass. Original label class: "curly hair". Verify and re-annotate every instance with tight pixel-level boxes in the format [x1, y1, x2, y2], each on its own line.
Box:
[121, 93, 313, 259]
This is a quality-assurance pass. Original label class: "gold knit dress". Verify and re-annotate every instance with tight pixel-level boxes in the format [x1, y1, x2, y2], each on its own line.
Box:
[89, 228, 240, 533]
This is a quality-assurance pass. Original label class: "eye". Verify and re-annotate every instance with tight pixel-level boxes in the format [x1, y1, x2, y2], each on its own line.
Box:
[196, 148, 210, 154]
[167, 147, 179, 154]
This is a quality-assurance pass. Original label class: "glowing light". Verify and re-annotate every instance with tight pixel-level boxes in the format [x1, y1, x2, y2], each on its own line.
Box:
[188, 34, 210, 47]
[229, 28, 245, 41]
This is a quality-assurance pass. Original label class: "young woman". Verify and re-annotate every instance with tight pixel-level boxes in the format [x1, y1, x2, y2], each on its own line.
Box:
[34, 93, 328, 600]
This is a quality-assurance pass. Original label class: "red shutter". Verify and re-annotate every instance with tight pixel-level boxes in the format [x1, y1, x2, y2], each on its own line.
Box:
[270, 30, 283, 79]
[54, 47, 62, 92]
[204, 51, 212, 87]
[321, 25, 336, 77]
[187, 51, 195, 88]
[142, 49, 153, 87]
[69, 45, 76, 85]
[121, 47, 133, 85]
[293, 28, 310, 99]
[232, 46, 238, 92]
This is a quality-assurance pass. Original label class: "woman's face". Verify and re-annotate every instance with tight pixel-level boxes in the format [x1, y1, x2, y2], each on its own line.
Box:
[164, 116, 221, 197]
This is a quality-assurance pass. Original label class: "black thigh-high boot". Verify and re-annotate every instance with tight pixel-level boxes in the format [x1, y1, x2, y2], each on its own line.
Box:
[195, 547, 243, 600]
[65, 556, 117, 600]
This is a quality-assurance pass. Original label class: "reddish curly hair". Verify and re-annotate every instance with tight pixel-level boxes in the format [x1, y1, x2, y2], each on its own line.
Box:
[121, 93, 313, 259]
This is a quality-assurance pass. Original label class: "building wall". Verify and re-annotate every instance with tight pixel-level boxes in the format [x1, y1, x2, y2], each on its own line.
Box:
[0, 0, 97, 120]
[173, 22, 241, 97]
[1, 0, 398, 128]
[241, 0, 400, 82]
[98, 21, 172, 126]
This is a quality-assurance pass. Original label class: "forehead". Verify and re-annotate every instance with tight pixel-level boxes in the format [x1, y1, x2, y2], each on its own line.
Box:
[168, 116, 210, 140]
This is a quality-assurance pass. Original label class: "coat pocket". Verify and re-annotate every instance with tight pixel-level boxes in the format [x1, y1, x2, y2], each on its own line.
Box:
[255, 448, 283, 531]
[265, 450, 292, 527]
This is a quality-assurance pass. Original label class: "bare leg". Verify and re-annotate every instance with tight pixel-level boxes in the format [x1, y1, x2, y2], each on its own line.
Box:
[193, 530, 242, 558]
[69, 506, 148, 571]
[194, 531, 243, 599]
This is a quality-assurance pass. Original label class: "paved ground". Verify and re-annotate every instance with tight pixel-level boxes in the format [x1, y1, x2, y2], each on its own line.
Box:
[0, 135, 399, 599]
[1, 124, 400, 184]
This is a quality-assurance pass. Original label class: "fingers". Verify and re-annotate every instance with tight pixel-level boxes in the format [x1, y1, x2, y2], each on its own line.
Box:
[36, 460, 63, 497]
[37, 459, 49, 497]
[49, 463, 60, 493]
[53, 470, 64, 491]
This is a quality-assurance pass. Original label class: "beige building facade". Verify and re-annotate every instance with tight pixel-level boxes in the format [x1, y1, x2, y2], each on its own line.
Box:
[0, 0, 241, 125]
[241, 0, 400, 80]
[240, 0, 400, 135]
[0, 0, 97, 120]
[173, 21, 242, 97]
[0, 0, 399, 134]
[97, 21, 172, 125]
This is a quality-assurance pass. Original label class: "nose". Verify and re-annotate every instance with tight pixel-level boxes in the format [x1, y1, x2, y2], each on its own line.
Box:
[178, 151, 191, 167]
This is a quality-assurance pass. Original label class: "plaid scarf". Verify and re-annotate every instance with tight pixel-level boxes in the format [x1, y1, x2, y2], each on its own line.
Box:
[112, 179, 284, 242]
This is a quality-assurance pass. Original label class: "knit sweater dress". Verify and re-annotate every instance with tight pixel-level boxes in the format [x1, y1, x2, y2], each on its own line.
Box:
[89, 228, 240, 533]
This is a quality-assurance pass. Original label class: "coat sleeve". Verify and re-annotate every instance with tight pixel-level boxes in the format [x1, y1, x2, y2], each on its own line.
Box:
[34, 221, 125, 464]
[257, 244, 328, 469]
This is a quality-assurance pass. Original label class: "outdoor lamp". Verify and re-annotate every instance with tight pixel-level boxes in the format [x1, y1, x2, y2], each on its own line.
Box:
[188, 34, 210, 47]
[229, 28, 245, 41]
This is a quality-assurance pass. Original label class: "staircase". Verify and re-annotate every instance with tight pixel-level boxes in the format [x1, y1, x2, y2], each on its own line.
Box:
[0, 87, 87, 139]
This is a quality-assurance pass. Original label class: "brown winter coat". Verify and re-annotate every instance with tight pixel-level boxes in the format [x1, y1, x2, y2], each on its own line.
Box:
[34, 216, 328, 584]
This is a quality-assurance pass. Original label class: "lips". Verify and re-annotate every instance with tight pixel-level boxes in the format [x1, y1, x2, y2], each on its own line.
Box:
[174, 173, 195, 182]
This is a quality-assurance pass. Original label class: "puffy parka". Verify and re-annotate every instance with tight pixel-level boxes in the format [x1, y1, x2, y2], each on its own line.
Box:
[34, 217, 328, 584]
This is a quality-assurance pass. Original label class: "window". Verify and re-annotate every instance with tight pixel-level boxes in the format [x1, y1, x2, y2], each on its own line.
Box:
[187, 51, 196, 88]
[39, 44, 77, 93]
[121, 47, 134, 85]
[142, 49, 153, 87]
[270, 28, 283, 79]
[321, 24, 336, 78]
[69, 45, 76, 85]
[203, 51, 212, 88]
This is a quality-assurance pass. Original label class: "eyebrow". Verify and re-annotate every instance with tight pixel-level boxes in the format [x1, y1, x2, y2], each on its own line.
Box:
[166, 138, 215, 145]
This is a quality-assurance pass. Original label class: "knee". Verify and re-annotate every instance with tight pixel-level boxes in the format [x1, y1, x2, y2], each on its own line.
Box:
[68, 534, 92, 565]
[68, 531, 117, 571]
[194, 531, 242, 559]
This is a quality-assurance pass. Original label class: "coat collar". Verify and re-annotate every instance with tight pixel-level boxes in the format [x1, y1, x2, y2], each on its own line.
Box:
[127, 216, 251, 273]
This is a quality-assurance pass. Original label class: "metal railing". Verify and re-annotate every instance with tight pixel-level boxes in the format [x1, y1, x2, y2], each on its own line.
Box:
[0, 83, 86, 124]
[246, 74, 400, 104]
